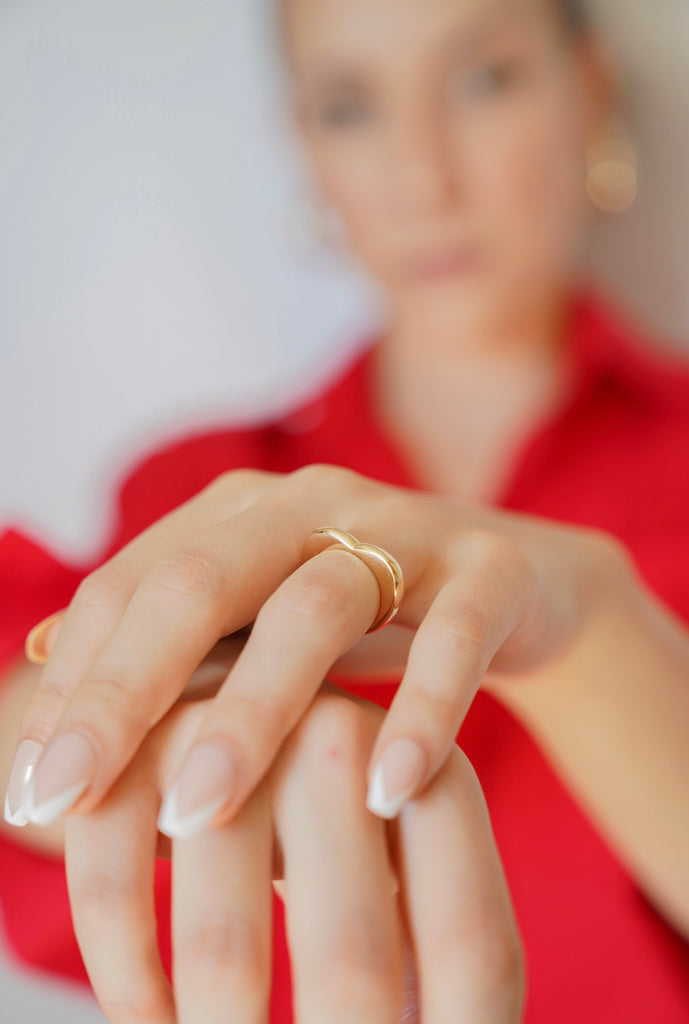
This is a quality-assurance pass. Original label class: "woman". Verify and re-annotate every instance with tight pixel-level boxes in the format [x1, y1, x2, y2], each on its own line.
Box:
[2, 0, 689, 1020]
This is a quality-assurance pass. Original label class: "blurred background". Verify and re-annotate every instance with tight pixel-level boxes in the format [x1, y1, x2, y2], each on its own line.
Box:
[0, 0, 687, 1016]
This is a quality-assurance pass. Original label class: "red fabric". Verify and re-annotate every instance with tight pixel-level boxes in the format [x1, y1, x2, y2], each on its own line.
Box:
[1, 293, 689, 1020]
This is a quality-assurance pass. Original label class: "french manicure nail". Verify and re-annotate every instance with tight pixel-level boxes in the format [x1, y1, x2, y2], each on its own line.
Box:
[25, 611, 65, 666]
[366, 739, 426, 820]
[158, 742, 239, 840]
[3, 739, 44, 827]
[25, 731, 97, 827]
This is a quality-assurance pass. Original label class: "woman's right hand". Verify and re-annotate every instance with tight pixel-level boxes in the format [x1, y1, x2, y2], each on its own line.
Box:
[65, 684, 524, 1024]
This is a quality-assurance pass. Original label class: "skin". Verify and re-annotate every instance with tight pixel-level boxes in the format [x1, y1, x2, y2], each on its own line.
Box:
[3, 0, 689, 1020]
[1, 661, 525, 1023]
[286, 0, 606, 502]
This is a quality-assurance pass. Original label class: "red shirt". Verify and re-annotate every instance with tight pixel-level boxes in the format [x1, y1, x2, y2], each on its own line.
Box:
[1, 294, 689, 1021]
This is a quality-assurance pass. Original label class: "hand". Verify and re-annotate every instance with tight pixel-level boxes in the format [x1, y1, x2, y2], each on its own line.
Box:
[6, 465, 626, 833]
[65, 685, 524, 1023]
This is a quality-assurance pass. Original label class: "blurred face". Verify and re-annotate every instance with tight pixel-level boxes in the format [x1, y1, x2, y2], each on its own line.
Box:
[284, 0, 601, 340]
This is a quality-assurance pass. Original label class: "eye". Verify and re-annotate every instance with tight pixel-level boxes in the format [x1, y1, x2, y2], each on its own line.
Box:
[452, 61, 519, 100]
[314, 96, 373, 129]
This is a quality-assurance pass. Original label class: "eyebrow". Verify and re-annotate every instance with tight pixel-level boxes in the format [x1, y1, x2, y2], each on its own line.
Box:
[437, 2, 538, 60]
[292, 0, 536, 94]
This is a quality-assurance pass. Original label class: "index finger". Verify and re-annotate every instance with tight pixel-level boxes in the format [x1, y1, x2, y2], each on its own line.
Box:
[21, 496, 308, 827]
[4, 471, 276, 827]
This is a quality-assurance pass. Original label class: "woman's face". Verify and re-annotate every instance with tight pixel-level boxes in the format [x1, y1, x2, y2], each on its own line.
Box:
[285, 0, 603, 338]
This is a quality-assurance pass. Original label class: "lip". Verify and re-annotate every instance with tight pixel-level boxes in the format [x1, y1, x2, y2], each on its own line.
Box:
[409, 246, 481, 282]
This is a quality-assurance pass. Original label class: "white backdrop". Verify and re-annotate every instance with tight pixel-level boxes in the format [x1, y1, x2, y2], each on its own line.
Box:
[1, 0, 688, 562]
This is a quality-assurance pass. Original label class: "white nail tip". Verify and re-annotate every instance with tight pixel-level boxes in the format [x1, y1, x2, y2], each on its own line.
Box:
[157, 787, 227, 840]
[3, 740, 44, 828]
[366, 764, 414, 820]
[3, 791, 29, 828]
[24, 778, 90, 827]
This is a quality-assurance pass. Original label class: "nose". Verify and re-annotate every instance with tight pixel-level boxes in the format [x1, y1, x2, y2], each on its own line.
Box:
[387, 101, 458, 217]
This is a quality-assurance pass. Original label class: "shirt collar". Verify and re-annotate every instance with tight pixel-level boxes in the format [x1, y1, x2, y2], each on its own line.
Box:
[565, 290, 670, 411]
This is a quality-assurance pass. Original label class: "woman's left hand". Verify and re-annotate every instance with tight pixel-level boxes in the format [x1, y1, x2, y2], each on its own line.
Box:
[65, 684, 524, 1024]
[8, 465, 626, 833]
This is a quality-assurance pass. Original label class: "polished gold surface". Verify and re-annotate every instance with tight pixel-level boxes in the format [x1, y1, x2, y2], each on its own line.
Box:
[24, 610, 65, 666]
[303, 528, 405, 633]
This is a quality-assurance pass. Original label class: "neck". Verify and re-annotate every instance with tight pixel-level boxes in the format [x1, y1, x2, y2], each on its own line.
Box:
[383, 289, 570, 365]
[373, 296, 573, 503]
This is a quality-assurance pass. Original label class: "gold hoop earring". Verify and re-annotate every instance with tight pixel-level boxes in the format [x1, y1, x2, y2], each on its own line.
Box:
[585, 132, 638, 214]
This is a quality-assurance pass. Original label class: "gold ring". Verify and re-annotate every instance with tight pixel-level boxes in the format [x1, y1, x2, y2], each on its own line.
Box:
[302, 528, 405, 633]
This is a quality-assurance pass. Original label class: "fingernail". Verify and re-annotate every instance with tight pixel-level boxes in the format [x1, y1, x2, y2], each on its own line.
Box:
[25, 611, 65, 666]
[366, 739, 426, 820]
[25, 731, 97, 827]
[3, 739, 44, 827]
[158, 742, 239, 840]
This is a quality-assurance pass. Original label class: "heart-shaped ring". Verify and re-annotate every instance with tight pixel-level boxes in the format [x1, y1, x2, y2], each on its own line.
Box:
[301, 527, 405, 633]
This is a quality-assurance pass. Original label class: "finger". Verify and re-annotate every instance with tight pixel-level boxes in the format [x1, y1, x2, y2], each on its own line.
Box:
[172, 785, 273, 1024]
[8, 471, 273, 816]
[272, 694, 405, 1024]
[65, 749, 175, 1024]
[366, 541, 536, 819]
[331, 623, 414, 679]
[394, 747, 524, 1023]
[17, 470, 437, 831]
[180, 635, 248, 700]
[156, 548, 379, 839]
[22, 495, 310, 827]
[14, 468, 431, 830]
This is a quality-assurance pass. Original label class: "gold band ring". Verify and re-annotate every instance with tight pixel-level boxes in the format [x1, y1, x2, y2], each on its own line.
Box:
[302, 528, 405, 633]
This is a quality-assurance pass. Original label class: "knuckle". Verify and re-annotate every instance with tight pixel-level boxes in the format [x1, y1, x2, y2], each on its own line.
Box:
[288, 462, 361, 501]
[406, 683, 458, 726]
[178, 918, 265, 976]
[203, 468, 267, 502]
[78, 672, 149, 732]
[72, 871, 133, 917]
[462, 530, 519, 570]
[290, 693, 368, 767]
[371, 487, 419, 529]
[147, 544, 228, 602]
[328, 922, 399, 977]
[438, 919, 524, 1001]
[428, 603, 490, 656]
[31, 675, 75, 725]
[75, 562, 134, 611]
[310, 959, 396, 1016]
[466, 920, 525, 995]
[289, 462, 340, 488]
[98, 992, 170, 1024]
